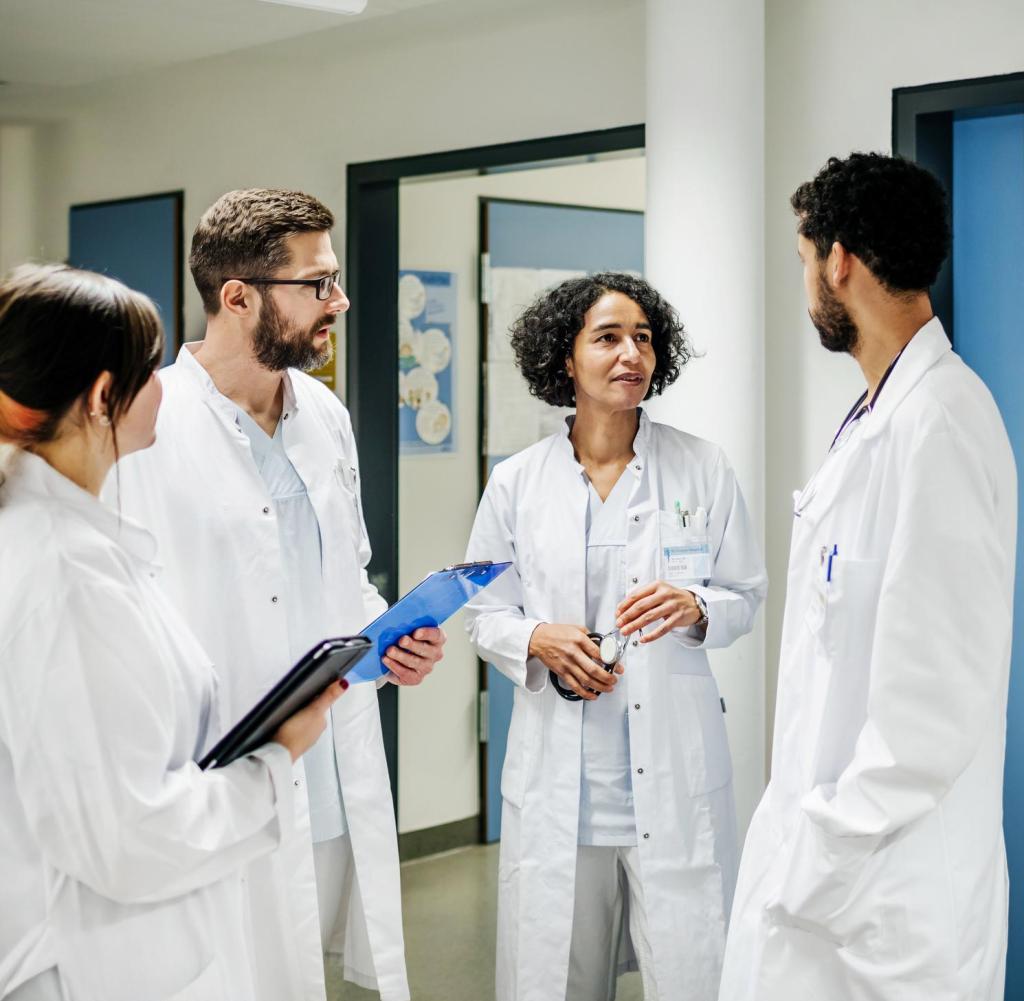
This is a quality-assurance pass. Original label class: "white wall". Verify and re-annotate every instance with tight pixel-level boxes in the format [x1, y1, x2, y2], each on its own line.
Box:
[397, 156, 645, 833]
[763, 0, 1024, 743]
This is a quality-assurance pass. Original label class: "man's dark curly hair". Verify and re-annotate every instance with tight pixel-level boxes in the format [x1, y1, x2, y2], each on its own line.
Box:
[509, 272, 692, 408]
[791, 152, 950, 293]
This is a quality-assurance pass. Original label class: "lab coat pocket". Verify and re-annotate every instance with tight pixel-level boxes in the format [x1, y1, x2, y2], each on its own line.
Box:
[500, 698, 541, 808]
[670, 674, 732, 795]
[61, 898, 218, 1001]
[658, 511, 712, 585]
[163, 958, 226, 1001]
[813, 558, 884, 787]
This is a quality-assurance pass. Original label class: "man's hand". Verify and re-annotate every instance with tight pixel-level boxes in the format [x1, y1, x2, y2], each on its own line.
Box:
[384, 626, 446, 686]
[616, 582, 703, 642]
[528, 623, 622, 701]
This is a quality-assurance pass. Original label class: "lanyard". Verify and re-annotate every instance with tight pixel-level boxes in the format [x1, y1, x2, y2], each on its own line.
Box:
[829, 345, 906, 451]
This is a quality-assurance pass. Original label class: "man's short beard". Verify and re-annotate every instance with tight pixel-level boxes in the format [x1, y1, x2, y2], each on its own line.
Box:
[252, 294, 334, 372]
[810, 270, 859, 354]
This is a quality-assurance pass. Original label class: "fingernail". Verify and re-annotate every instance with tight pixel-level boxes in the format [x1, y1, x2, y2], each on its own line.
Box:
[340, 679, 349, 691]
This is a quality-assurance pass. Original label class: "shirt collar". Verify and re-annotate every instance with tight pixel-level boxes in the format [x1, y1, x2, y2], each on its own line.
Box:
[2, 448, 158, 565]
[558, 407, 651, 478]
[830, 316, 951, 449]
[858, 316, 951, 441]
[176, 342, 300, 422]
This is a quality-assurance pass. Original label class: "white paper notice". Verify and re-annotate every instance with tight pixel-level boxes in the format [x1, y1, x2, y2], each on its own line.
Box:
[486, 266, 582, 456]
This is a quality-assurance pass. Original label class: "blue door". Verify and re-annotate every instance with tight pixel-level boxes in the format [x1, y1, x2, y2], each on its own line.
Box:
[481, 197, 644, 842]
[951, 109, 1024, 997]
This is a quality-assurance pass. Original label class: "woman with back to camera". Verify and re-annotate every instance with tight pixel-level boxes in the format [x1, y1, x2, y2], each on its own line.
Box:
[0, 264, 347, 1001]
[464, 273, 768, 1001]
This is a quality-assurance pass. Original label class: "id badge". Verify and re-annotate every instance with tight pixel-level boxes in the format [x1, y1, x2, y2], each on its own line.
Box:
[658, 511, 712, 583]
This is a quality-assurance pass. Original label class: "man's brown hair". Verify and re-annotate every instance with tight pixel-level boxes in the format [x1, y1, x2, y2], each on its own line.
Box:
[189, 188, 334, 315]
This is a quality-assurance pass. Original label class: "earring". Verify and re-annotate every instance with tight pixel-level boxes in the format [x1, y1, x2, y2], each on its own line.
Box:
[90, 411, 111, 427]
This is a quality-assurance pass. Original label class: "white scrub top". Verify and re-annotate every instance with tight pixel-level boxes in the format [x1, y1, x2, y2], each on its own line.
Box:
[578, 469, 636, 847]
[235, 406, 348, 844]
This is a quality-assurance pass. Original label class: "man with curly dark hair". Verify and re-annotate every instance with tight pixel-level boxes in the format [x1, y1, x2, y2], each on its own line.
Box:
[464, 273, 767, 1000]
[721, 154, 1016, 1001]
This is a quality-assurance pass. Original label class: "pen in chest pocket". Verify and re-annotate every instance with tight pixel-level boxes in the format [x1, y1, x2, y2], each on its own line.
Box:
[819, 544, 838, 582]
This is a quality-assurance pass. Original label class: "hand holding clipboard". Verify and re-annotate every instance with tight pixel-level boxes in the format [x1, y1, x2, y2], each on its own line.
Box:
[200, 562, 510, 767]
[349, 561, 512, 685]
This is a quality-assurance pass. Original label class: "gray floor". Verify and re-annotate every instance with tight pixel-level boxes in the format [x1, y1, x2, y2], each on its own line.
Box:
[327, 843, 643, 1001]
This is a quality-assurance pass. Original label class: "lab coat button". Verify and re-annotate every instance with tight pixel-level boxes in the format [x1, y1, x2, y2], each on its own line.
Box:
[633, 515, 640, 522]
[262, 506, 270, 514]
[634, 703, 640, 710]
[632, 640, 638, 647]
[634, 464, 641, 471]
[631, 576, 638, 584]
[643, 832, 650, 839]
[271, 595, 279, 603]
[294, 779, 300, 787]
[637, 767, 644, 774]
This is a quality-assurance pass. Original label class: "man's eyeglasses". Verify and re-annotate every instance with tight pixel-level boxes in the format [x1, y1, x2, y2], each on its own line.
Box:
[226, 271, 342, 301]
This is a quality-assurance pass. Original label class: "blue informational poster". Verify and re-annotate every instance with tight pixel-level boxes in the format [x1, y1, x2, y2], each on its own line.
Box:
[398, 269, 456, 454]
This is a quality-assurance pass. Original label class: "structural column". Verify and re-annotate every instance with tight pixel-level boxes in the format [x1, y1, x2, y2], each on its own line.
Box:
[645, 0, 766, 833]
[0, 125, 37, 275]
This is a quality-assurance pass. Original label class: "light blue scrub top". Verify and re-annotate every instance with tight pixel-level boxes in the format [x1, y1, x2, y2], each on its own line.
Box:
[235, 406, 348, 844]
[578, 469, 637, 847]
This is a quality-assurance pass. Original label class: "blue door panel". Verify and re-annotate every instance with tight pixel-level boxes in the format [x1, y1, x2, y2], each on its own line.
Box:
[952, 110, 1024, 998]
[482, 198, 643, 843]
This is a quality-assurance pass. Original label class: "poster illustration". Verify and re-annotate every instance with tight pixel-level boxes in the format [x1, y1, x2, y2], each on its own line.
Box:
[398, 269, 455, 454]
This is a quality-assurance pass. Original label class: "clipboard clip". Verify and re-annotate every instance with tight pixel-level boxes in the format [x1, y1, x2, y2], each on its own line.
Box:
[442, 561, 493, 571]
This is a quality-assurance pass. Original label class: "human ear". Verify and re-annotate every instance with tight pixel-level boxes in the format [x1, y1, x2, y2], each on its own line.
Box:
[829, 242, 852, 286]
[220, 279, 255, 318]
[86, 371, 114, 427]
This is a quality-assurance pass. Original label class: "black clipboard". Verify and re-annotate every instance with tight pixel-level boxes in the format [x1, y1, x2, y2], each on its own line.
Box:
[198, 636, 371, 769]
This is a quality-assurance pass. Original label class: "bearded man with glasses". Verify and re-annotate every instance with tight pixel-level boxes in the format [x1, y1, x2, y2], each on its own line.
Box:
[110, 188, 444, 1001]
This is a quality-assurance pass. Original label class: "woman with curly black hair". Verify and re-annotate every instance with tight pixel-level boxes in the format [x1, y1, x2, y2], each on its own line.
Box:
[464, 273, 767, 1001]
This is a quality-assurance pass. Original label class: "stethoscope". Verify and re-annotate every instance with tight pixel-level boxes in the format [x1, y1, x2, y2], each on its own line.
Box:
[550, 628, 634, 702]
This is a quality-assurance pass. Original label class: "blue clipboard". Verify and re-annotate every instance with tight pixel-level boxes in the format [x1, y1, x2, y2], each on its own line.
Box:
[347, 561, 512, 684]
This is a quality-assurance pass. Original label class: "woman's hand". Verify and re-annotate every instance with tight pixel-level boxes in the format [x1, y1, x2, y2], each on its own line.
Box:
[273, 679, 349, 763]
[616, 582, 703, 642]
[528, 623, 623, 701]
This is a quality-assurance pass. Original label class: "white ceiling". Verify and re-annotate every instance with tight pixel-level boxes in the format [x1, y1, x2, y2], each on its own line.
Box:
[0, 0, 450, 89]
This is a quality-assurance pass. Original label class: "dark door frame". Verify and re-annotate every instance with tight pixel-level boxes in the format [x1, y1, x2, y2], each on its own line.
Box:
[892, 70, 1024, 344]
[345, 124, 645, 817]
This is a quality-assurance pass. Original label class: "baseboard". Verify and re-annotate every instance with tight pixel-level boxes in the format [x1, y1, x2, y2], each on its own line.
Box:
[398, 815, 480, 862]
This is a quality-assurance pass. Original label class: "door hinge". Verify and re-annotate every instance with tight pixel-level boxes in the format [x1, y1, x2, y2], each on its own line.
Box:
[478, 690, 489, 743]
[479, 252, 492, 305]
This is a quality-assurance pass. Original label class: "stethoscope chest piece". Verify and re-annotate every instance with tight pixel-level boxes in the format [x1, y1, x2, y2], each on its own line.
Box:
[550, 629, 629, 702]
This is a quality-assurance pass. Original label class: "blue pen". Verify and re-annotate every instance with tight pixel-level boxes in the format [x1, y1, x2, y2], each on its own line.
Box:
[826, 545, 838, 582]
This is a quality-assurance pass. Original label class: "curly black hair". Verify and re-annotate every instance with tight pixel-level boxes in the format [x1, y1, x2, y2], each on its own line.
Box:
[509, 272, 692, 408]
[791, 152, 950, 293]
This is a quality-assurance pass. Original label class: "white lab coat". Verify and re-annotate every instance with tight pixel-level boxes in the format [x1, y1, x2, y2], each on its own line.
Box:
[0, 449, 295, 1001]
[110, 345, 408, 1001]
[719, 319, 1017, 1001]
[464, 412, 767, 1001]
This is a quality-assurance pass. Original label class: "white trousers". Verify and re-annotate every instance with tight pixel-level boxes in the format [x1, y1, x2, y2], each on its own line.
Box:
[567, 845, 658, 1001]
[311, 833, 354, 953]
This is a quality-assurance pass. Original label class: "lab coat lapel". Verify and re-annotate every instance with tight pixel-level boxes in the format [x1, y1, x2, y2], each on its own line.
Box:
[858, 317, 951, 442]
[548, 428, 589, 628]
[794, 319, 951, 527]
